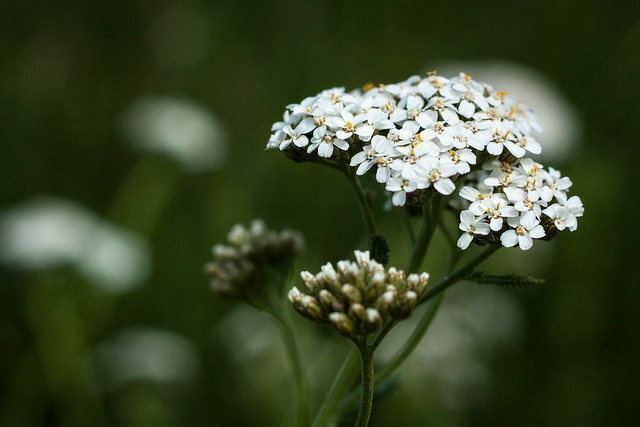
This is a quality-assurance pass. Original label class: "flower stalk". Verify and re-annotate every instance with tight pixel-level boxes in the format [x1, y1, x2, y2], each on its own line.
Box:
[406, 195, 442, 273]
[347, 168, 377, 238]
[355, 342, 375, 427]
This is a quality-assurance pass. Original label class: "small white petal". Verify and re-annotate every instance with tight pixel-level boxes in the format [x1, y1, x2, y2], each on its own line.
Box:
[458, 100, 475, 118]
[517, 234, 533, 251]
[529, 225, 545, 239]
[434, 178, 455, 195]
[500, 230, 518, 247]
[392, 191, 406, 206]
[457, 233, 473, 250]
[318, 142, 334, 158]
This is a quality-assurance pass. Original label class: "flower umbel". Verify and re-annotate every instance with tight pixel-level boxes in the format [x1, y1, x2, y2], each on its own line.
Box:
[268, 71, 584, 252]
[289, 250, 429, 339]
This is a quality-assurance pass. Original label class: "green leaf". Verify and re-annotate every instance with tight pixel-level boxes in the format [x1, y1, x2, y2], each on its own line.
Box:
[369, 234, 390, 265]
[466, 271, 546, 288]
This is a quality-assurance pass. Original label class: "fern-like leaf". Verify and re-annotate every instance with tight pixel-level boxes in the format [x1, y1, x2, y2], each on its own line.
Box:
[466, 271, 545, 287]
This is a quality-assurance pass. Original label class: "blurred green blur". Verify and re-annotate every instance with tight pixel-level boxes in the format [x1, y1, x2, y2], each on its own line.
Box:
[1, 0, 639, 426]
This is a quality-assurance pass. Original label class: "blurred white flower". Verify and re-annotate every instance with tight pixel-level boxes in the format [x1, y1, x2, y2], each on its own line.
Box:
[120, 96, 228, 173]
[434, 60, 582, 162]
[95, 328, 199, 388]
[0, 197, 150, 293]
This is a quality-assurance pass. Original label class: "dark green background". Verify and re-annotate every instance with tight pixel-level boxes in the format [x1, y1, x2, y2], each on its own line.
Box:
[1, 0, 639, 425]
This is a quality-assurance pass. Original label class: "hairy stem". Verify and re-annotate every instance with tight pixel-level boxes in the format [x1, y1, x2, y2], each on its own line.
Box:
[355, 344, 375, 427]
[277, 308, 310, 427]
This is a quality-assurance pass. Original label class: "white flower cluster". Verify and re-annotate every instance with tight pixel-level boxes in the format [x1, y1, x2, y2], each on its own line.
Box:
[456, 158, 584, 250]
[268, 71, 583, 251]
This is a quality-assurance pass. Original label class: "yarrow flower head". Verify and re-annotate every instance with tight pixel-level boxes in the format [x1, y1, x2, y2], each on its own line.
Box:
[288, 250, 429, 339]
[268, 71, 584, 251]
[206, 220, 304, 307]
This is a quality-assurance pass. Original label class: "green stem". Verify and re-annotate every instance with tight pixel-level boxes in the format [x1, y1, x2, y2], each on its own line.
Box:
[355, 344, 375, 427]
[347, 171, 376, 237]
[277, 308, 310, 427]
[311, 349, 360, 427]
[397, 208, 416, 248]
[406, 196, 441, 273]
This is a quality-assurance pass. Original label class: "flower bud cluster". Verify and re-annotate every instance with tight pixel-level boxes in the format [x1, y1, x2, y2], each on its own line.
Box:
[206, 220, 304, 298]
[288, 251, 429, 338]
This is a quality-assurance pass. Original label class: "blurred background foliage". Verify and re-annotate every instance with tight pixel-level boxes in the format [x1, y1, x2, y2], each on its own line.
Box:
[1, 0, 639, 426]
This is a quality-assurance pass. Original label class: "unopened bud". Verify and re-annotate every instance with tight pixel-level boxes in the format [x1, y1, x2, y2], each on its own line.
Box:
[320, 263, 339, 284]
[213, 244, 238, 259]
[342, 284, 362, 303]
[418, 272, 430, 293]
[227, 224, 249, 246]
[249, 219, 266, 237]
[337, 260, 351, 276]
[394, 291, 418, 319]
[300, 271, 319, 292]
[387, 267, 405, 284]
[354, 250, 370, 266]
[318, 289, 343, 312]
[329, 312, 355, 337]
[349, 303, 365, 319]
[407, 273, 420, 289]
[364, 271, 387, 301]
[288, 286, 302, 303]
[279, 229, 304, 255]
[371, 272, 386, 287]
[301, 295, 323, 319]
[376, 288, 396, 314]
[365, 308, 382, 325]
